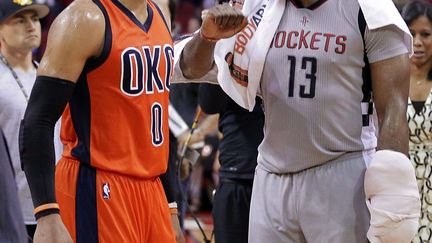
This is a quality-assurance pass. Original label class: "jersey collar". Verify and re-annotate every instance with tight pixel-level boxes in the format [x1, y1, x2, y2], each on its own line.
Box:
[290, 0, 328, 10]
[112, 0, 153, 33]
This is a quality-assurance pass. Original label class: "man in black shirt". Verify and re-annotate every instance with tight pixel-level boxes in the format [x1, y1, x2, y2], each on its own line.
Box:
[198, 83, 264, 243]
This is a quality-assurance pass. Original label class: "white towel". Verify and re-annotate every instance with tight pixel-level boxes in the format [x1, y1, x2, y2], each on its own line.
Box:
[168, 104, 189, 138]
[214, 0, 283, 111]
[358, 0, 413, 56]
[173, 0, 412, 111]
[364, 150, 420, 243]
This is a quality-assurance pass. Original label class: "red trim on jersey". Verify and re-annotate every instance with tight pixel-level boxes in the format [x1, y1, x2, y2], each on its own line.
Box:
[290, 0, 328, 10]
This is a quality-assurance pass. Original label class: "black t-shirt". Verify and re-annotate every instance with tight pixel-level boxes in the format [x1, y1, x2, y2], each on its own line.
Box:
[169, 83, 200, 126]
[198, 84, 264, 179]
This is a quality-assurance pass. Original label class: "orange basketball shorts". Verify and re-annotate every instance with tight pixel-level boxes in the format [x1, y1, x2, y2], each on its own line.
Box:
[55, 158, 176, 243]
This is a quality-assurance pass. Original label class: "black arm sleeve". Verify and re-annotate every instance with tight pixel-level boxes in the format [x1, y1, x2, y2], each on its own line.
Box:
[19, 76, 75, 218]
[159, 132, 178, 203]
[198, 83, 229, 114]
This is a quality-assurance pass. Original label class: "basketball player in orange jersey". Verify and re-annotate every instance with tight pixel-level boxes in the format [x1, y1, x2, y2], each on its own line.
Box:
[19, 0, 184, 242]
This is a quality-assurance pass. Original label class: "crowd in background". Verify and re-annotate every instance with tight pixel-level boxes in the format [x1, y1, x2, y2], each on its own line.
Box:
[2, 0, 432, 242]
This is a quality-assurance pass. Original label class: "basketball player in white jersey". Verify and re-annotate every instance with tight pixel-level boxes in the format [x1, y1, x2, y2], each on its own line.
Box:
[173, 0, 416, 242]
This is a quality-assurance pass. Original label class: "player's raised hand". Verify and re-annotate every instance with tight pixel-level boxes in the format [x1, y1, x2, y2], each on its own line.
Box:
[200, 3, 248, 41]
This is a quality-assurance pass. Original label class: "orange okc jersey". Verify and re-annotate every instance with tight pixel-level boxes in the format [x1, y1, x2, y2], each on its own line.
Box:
[61, 0, 174, 178]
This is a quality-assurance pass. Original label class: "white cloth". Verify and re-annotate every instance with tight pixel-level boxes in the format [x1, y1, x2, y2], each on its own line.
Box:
[358, 0, 412, 55]
[214, 0, 282, 111]
[168, 103, 189, 137]
[174, 0, 412, 111]
[364, 150, 421, 243]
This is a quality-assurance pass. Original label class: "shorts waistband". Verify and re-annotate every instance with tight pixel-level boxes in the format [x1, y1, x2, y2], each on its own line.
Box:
[260, 150, 368, 176]
[59, 157, 159, 181]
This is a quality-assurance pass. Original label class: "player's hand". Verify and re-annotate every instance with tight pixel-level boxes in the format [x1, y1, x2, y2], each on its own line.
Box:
[200, 3, 248, 41]
[34, 214, 73, 243]
[171, 214, 185, 243]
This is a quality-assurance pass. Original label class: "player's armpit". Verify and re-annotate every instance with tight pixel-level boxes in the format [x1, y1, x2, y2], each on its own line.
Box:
[37, 0, 105, 82]
[371, 53, 410, 155]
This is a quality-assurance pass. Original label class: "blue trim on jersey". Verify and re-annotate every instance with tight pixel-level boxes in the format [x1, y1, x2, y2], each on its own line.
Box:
[358, 9, 372, 104]
[70, 0, 110, 164]
[70, 74, 91, 164]
[111, 0, 153, 33]
[86, 0, 113, 73]
[358, 9, 373, 126]
[76, 163, 98, 243]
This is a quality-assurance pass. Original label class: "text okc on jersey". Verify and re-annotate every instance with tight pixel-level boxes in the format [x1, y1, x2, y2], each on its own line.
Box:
[120, 45, 174, 96]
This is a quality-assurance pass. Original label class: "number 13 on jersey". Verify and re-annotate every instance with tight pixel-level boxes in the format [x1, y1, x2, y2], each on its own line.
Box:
[287, 55, 317, 99]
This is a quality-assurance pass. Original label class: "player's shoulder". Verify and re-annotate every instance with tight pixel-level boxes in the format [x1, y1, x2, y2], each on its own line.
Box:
[335, 0, 361, 12]
[53, 0, 105, 31]
[65, 0, 102, 12]
[46, 0, 105, 58]
[335, 0, 362, 24]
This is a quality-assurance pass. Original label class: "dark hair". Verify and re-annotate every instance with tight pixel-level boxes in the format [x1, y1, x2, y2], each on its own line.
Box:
[402, 0, 432, 80]
[402, 0, 432, 26]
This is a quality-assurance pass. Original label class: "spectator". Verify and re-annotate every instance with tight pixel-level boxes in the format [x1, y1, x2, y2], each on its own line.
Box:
[198, 83, 264, 243]
[0, 130, 27, 243]
[402, 1, 432, 242]
[0, 1, 61, 240]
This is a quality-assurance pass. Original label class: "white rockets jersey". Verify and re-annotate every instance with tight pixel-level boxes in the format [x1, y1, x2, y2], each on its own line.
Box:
[258, 0, 409, 173]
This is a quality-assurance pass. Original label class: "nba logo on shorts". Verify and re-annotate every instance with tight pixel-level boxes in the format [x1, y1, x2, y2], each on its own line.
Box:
[102, 182, 110, 200]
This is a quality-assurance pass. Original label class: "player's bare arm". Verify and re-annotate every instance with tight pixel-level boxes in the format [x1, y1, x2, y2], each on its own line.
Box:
[371, 53, 410, 155]
[180, 3, 247, 79]
[38, 0, 105, 81]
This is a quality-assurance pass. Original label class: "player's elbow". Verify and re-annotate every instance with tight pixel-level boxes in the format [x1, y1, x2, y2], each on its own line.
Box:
[179, 51, 214, 80]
